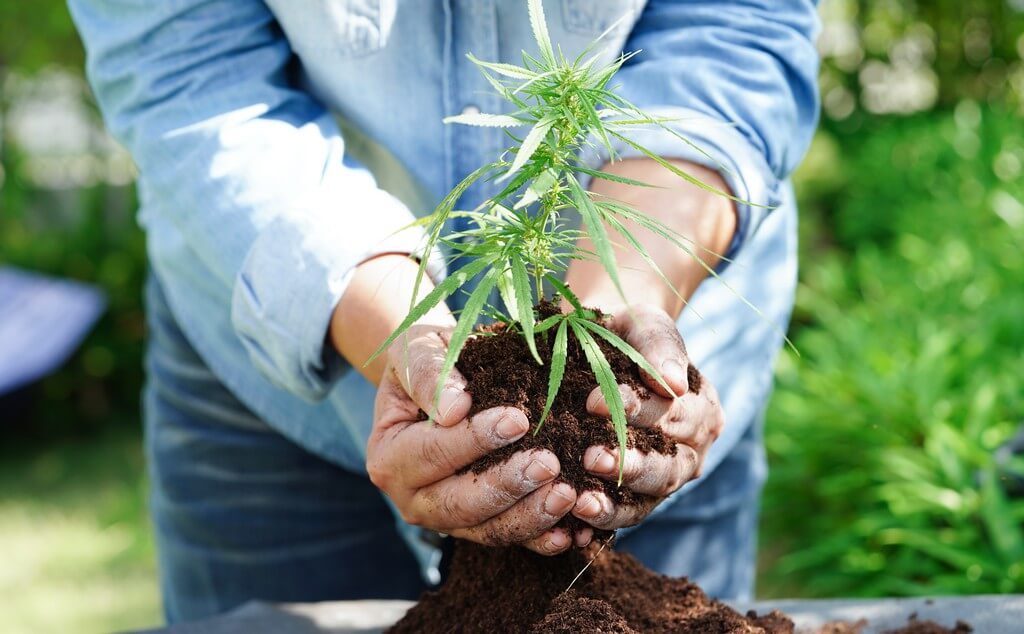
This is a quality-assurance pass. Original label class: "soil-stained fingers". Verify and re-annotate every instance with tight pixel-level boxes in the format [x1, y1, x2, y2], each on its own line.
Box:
[387, 325, 471, 427]
[585, 382, 723, 450]
[571, 489, 659, 531]
[607, 304, 690, 398]
[403, 450, 560, 530]
[367, 403, 529, 491]
[449, 482, 577, 555]
[582, 444, 700, 497]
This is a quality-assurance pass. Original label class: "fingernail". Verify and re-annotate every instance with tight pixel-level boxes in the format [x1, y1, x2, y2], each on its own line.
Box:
[585, 448, 616, 475]
[544, 531, 569, 553]
[575, 493, 602, 518]
[575, 528, 594, 548]
[438, 388, 468, 421]
[544, 486, 575, 515]
[496, 412, 528, 441]
[524, 458, 558, 484]
[661, 359, 687, 391]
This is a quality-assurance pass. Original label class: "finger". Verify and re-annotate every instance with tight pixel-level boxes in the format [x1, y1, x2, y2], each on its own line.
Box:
[573, 527, 594, 548]
[572, 490, 659, 531]
[451, 481, 576, 549]
[374, 406, 530, 488]
[389, 328, 471, 427]
[520, 527, 574, 556]
[586, 383, 674, 429]
[582, 444, 700, 497]
[408, 450, 559, 530]
[620, 307, 690, 398]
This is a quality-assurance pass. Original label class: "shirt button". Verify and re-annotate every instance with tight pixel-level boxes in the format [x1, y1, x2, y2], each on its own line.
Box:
[461, 104, 480, 116]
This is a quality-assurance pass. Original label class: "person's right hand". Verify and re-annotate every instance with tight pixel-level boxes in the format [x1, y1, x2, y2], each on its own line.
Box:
[366, 324, 579, 555]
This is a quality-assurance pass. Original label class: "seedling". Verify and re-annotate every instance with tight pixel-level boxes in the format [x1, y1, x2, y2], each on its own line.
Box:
[368, 0, 741, 483]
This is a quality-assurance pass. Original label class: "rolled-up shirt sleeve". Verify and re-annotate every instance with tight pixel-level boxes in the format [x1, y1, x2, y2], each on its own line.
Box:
[588, 0, 821, 260]
[68, 0, 435, 400]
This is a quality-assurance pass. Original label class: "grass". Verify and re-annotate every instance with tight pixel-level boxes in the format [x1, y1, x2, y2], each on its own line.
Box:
[0, 426, 160, 633]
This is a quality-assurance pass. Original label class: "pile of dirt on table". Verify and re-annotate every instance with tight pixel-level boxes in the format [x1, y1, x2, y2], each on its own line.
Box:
[388, 541, 793, 633]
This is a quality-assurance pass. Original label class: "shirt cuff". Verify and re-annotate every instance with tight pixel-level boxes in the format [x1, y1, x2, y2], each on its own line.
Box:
[578, 106, 783, 266]
[231, 180, 444, 401]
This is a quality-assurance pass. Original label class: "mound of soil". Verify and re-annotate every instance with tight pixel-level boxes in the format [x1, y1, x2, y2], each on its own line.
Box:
[884, 615, 973, 633]
[456, 303, 681, 539]
[389, 541, 792, 633]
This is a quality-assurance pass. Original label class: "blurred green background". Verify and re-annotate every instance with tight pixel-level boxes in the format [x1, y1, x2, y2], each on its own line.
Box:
[1, 1, 1022, 632]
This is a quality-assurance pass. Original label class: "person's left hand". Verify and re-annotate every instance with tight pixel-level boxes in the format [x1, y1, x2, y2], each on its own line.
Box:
[570, 303, 724, 530]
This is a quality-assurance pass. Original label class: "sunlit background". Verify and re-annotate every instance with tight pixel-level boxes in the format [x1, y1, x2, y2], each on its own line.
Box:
[1, 1, 1022, 632]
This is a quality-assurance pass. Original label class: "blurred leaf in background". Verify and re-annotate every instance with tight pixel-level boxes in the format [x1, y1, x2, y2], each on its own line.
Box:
[759, 0, 1024, 595]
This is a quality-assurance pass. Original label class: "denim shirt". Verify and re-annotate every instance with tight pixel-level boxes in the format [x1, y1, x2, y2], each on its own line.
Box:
[69, 0, 820, 579]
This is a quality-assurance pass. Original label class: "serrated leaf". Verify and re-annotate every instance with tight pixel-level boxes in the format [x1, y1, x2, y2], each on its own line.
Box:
[606, 129, 756, 205]
[433, 266, 502, 414]
[466, 53, 537, 79]
[443, 113, 530, 127]
[514, 167, 559, 210]
[536, 318, 568, 433]
[510, 254, 542, 364]
[571, 165, 660, 188]
[497, 262, 519, 321]
[578, 319, 676, 397]
[527, 0, 554, 65]
[534, 313, 563, 333]
[365, 256, 492, 367]
[544, 274, 584, 312]
[567, 174, 625, 303]
[571, 319, 628, 484]
[499, 114, 556, 182]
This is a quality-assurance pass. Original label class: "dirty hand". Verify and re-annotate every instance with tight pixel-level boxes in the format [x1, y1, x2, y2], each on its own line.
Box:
[367, 324, 578, 555]
[571, 304, 724, 530]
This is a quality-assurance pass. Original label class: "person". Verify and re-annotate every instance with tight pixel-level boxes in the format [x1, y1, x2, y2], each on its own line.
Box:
[68, 0, 820, 623]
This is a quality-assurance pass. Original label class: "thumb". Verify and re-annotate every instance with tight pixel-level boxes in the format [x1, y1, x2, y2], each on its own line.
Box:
[390, 327, 472, 426]
[625, 308, 690, 398]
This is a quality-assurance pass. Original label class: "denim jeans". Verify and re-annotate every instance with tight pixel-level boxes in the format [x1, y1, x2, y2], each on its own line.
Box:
[144, 275, 761, 623]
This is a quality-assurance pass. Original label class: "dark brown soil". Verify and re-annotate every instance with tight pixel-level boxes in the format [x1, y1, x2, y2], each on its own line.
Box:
[388, 541, 794, 633]
[457, 302, 681, 539]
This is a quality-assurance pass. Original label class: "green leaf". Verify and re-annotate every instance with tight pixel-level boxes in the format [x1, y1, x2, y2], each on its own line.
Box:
[443, 112, 530, 127]
[527, 0, 555, 65]
[567, 173, 625, 303]
[606, 129, 759, 206]
[466, 53, 537, 79]
[544, 274, 585, 313]
[434, 266, 502, 414]
[514, 167, 559, 210]
[497, 261, 519, 322]
[578, 319, 676, 398]
[571, 165, 661, 189]
[570, 319, 629, 484]
[500, 114, 556, 182]
[535, 313, 563, 333]
[536, 318, 568, 433]
[511, 254, 542, 364]
[365, 256, 492, 367]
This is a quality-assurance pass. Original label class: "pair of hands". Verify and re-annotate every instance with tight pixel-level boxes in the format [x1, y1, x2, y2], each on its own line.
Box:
[366, 303, 724, 555]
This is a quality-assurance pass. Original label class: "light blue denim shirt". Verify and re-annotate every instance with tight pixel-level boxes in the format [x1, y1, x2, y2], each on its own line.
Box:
[69, 0, 819, 579]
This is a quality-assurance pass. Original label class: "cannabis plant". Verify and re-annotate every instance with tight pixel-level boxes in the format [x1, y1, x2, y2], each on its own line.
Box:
[369, 0, 738, 482]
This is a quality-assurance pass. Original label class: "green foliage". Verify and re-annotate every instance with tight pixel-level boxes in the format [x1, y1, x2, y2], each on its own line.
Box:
[368, 0, 709, 477]
[760, 106, 1024, 597]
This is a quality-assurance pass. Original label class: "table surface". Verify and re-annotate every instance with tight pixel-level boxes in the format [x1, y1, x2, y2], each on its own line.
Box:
[139, 594, 1024, 633]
